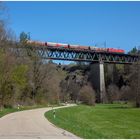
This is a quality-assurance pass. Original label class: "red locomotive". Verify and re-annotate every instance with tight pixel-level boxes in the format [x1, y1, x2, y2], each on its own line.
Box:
[26, 40, 125, 54]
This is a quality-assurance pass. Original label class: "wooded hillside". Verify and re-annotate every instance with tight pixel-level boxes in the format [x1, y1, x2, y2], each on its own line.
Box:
[0, 3, 140, 109]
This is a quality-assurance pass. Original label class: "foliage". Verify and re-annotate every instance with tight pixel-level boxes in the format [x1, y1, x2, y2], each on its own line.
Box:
[0, 2, 140, 108]
[19, 32, 30, 45]
[12, 64, 28, 89]
[128, 46, 138, 54]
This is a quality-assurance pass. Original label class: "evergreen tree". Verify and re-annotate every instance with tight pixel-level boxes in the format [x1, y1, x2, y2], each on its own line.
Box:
[19, 32, 30, 44]
[128, 46, 138, 54]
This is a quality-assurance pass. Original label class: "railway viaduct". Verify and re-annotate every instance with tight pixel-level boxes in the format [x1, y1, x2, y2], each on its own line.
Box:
[15, 45, 139, 103]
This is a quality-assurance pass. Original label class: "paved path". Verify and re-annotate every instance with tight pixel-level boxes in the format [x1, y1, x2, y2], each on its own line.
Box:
[0, 104, 80, 139]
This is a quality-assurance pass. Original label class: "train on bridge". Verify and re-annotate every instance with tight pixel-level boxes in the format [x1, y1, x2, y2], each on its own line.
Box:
[27, 40, 125, 54]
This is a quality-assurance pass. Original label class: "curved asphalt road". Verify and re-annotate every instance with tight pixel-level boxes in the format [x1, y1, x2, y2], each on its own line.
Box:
[0, 104, 80, 139]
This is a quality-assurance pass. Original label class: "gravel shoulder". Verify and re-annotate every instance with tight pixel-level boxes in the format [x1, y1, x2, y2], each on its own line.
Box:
[0, 104, 80, 139]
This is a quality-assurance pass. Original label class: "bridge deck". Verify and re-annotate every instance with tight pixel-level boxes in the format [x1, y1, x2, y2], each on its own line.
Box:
[15, 45, 139, 64]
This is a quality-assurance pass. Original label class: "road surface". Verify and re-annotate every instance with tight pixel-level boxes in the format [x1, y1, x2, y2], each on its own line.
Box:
[0, 104, 80, 139]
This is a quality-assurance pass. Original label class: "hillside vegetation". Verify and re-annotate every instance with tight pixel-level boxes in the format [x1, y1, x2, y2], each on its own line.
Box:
[0, 3, 140, 110]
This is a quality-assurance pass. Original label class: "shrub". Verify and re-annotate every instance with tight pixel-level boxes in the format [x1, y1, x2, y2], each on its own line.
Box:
[107, 84, 120, 103]
[79, 84, 95, 106]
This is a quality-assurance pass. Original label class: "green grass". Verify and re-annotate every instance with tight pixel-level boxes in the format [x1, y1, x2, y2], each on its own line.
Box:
[45, 104, 140, 139]
[0, 104, 49, 118]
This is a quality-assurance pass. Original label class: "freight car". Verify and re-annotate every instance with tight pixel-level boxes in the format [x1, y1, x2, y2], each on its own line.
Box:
[26, 40, 125, 54]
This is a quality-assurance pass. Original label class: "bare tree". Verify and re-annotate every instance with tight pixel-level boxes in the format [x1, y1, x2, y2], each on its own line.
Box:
[128, 56, 140, 107]
[79, 83, 95, 105]
[107, 84, 120, 103]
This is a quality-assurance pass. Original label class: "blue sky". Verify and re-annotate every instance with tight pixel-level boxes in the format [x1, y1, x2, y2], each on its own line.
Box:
[5, 1, 140, 54]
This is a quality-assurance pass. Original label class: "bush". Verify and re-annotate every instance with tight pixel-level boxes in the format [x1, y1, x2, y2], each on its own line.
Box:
[120, 85, 140, 107]
[79, 84, 95, 106]
[107, 84, 120, 103]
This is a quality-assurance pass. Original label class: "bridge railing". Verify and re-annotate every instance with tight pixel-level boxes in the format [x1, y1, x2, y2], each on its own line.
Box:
[13, 45, 139, 64]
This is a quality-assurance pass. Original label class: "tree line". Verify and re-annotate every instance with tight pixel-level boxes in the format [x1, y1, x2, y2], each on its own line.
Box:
[0, 2, 140, 109]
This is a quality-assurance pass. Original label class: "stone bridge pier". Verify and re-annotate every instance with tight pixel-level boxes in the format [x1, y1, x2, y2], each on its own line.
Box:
[90, 62, 107, 103]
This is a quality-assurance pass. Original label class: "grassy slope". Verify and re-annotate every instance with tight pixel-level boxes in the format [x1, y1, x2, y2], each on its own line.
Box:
[45, 104, 140, 139]
[0, 105, 49, 118]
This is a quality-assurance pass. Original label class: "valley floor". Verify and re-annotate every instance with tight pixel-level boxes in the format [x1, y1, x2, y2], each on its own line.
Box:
[45, 104, 140, 139]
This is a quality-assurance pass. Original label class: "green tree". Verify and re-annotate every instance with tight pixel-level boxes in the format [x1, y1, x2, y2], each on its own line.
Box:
[0, 48, 29, 108]
[128, 46, 138, 54]
[19, 32, 30, 45]
[0, 49, 15, 108]
[12, 64, 28, 89]
[11, 64, 29, 105]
